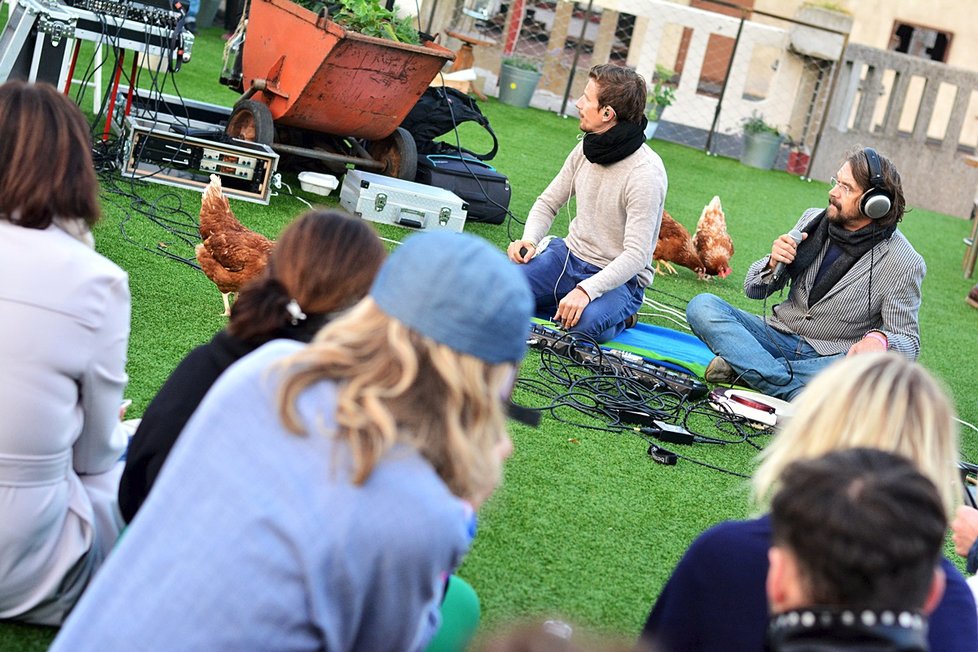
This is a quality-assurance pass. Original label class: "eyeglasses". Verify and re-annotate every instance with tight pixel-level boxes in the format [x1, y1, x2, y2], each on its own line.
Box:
[830, 176, 854, 197]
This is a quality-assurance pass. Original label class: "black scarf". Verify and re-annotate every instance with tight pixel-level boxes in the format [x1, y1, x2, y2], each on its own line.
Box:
[786, 210, 896, 307]
[582, 117, 647, 165]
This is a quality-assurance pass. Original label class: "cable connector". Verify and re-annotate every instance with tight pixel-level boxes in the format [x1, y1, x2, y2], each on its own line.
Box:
[641, 420, 696, 446]
[616, 408, 661, 427]
[647, 444, 677, 465]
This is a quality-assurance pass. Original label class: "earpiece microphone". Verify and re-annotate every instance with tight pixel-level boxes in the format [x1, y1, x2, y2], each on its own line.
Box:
[770, 229, 804, 284]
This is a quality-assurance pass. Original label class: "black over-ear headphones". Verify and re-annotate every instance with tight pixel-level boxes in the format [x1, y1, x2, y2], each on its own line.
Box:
[860, 147, 893, 220]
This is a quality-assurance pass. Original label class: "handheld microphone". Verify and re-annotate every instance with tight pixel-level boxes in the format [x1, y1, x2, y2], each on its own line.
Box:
[770, 228, 804, 284]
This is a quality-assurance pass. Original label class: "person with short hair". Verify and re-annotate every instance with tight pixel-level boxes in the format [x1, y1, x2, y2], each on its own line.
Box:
[0, 80, 130, 625]
[641, 353, 976, 652]
[118, 210, 386, 522]
[51, 231, 534, 651]
[767, 448, 947, 651]
[688, 147, 923, 400]
[508, 64, 667, 342]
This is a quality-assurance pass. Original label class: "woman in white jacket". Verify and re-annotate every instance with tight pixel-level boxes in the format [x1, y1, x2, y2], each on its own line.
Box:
[0, 80, 129, 625]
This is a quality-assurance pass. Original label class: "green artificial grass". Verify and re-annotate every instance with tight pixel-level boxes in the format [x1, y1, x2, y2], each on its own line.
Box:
[2, 11, 978, 649]
[0, 623, 56, 652]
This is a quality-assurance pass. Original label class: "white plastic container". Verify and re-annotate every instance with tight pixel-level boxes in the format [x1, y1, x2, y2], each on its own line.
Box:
[298, 171, 340, 196]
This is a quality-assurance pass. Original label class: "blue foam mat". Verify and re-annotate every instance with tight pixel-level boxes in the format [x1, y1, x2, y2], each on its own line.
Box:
[531, 318, 713, 377]
[609, 322, 714, 377]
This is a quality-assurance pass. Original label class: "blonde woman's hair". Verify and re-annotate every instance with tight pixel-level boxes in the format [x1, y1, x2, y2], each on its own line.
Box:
[276, 298, 512, 503]
[753, 352, 960, 517]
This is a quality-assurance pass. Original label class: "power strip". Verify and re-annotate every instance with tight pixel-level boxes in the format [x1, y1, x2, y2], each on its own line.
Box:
[527, 323, 708, 400]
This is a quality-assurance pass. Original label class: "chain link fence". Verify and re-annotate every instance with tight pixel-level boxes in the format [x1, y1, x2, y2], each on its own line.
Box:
[426, 0, 848, 176]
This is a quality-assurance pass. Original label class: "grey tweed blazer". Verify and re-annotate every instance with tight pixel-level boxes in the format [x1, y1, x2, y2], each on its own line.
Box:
[744, 208, 925, 358]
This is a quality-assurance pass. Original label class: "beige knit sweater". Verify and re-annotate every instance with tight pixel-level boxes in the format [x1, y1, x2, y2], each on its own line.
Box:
[522, 141, 667, 299]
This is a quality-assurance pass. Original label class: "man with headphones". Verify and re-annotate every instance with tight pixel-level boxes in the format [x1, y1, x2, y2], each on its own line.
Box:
[686, 147, 924, 400]
[507, 64, 667, 342]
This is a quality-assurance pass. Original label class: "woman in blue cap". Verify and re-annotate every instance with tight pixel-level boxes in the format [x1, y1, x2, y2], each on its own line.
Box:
[52, 231, 534, 652]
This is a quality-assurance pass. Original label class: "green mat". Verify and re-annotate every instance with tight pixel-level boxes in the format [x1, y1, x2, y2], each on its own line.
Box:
[530, 318, 713, 377]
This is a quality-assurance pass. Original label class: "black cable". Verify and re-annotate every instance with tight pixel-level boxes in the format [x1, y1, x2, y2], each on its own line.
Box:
[61, 4, 210, 275]
[640, 433, 752, 479]
[522, 325, 771, 478]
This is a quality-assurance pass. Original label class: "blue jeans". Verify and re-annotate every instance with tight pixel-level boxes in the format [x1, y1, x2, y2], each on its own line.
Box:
[521, 238, 644, 342]
[686, 293, 842, 400]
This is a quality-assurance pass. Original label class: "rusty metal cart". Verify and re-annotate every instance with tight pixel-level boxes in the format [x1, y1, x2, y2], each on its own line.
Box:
[223, 0, 454, 179]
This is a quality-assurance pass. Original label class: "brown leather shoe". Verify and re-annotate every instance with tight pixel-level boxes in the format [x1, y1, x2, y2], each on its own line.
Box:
[625, 313, 639, 329]
[704, 356, 738, 384]
[968, 284, 978, 309]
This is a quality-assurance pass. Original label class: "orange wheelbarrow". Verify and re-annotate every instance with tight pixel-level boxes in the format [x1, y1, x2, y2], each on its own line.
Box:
[223, 0, 454, 179]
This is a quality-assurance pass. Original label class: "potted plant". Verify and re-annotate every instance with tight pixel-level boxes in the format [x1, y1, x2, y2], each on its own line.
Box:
[498, 56, 542, 108]
[645, 65, 676, 140]
[739, 112, 784, 170]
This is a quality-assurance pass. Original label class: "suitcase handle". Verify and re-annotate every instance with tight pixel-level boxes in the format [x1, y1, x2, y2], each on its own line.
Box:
[425, 155, 497, 172]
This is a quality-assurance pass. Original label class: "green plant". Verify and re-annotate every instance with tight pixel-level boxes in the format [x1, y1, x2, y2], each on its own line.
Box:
[647, 66, 677, 122]
[741, 112, 783, 137]
[646, 87, 675, 122]
[296, 0, 421, 44]
[502, 55, 542, 73]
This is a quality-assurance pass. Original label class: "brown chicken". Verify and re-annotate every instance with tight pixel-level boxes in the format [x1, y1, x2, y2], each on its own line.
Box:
[653, 210, 706, 278]
[693, 195, 734, 279]
[195, 175, 275, 316]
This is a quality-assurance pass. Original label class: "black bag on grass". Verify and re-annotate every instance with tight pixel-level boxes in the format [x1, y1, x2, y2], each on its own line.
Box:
[416, 154, 511, 225]
[400, 87, 499, 161]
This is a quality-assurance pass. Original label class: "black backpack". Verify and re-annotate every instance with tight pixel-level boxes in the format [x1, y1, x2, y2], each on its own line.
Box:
[400, 86, 499, 161]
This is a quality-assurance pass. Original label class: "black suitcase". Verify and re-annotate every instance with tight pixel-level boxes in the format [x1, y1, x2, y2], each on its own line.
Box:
[415, 155, 511, 225]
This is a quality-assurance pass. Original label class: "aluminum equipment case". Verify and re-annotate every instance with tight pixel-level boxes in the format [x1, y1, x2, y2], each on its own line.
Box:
[122, 115, 280, 204]
[340, 169, 467, 233]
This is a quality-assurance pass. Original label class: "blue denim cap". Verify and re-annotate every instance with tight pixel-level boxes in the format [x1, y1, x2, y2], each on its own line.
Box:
[371, 231, 533, 364]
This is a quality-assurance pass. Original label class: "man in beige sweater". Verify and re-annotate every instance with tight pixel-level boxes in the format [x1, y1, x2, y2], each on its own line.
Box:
[507, 64, 667, 342]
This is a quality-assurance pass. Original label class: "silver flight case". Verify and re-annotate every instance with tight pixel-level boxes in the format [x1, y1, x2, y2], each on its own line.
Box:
[339, 169, 467, 233]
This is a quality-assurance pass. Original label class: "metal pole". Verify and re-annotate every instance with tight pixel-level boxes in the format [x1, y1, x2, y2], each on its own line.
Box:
[503, 0, 525, 55]
[704, 10, 745, 155]
[269, 143, 386, 170]
[804, 32, 850, 180]
[425, 0, 439, 35]
[559, 0, 593, 118]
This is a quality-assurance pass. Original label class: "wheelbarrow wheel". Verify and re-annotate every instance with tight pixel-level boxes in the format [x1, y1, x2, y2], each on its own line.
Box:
[367, 127, 417, 181]
[226, 100, 275, 146]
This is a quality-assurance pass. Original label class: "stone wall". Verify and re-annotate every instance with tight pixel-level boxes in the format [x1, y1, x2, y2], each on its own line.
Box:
[810, 42, 978, 218]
